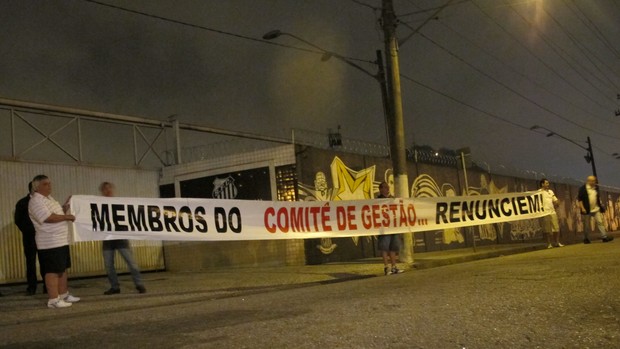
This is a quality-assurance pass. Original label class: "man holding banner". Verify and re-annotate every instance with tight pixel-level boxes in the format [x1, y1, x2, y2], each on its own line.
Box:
[376, 182, 403, 275]
[28, 175, 80, 308]
[539, 179, 563, 249]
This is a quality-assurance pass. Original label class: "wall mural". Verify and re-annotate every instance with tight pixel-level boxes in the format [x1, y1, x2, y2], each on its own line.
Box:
[298, 157, 378, 254]
[298, 155, 618, 255]
[410, 174, 465, 244]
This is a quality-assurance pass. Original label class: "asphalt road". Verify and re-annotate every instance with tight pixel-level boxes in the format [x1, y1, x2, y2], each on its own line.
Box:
[1, 242, 619, 349]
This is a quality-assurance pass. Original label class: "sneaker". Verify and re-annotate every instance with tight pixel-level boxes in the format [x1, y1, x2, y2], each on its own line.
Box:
[383, 266, 392, 276]
[136, 286, 147, 294]
[47, 298, 72, 308]
[104, 288, 121, 295]
[602, 236, 615, 243]
[62, 293, 81, 303]
[557, 243, 565, 247]
[547, 244, 553, 249]
[584, 238, 591, 244]
[391, 267, 404, 274]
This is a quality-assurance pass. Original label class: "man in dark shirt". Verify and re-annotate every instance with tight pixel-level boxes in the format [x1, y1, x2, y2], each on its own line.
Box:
[14, 182, 45, 295]
[100, 182, 146, 295]
[577, 175, 614, 244]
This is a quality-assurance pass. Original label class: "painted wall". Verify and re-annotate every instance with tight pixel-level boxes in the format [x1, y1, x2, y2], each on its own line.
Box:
[296, 147, 619, 263]
[159, 145, 306, 270]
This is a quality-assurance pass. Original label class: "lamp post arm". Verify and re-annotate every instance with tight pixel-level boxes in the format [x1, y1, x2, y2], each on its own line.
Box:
[533, 125, 588, 151]
[332, 54, 380, 80]
[281, 33, 379, 80]
[587, 136, 598, 178]
[550, 132, 588, 151]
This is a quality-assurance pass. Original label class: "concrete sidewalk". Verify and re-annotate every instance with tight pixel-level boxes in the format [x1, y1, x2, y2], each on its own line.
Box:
[0, 242, 549, 302]
[0, 238, 615, 329]
[3, 238, 620, 348]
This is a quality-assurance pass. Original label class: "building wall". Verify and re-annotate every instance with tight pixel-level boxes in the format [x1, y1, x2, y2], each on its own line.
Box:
[159, 144, 305, 270]
[296, 147, 620, 262]
[0, 160, 164, 284]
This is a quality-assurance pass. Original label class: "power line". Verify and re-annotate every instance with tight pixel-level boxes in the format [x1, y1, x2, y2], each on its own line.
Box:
[398, 0, 620, 136]
[400, 73, 620, 163]
[434, 17, 620, 127]
[562, 0, 620, 75]
[412, 27, 620, 141]
[349, 0, 379, 11]
[81, 0, 376, 65]
[566, 0, 620, 59]
[470, 0, 613, 113]
[539, 4, 620, 91]
[398, 73, 530, 131]
[398, 0, 542, 20]
[398, 0, 458, 46]
[397, 0, 470, 17]
[506, 1, 618, 106]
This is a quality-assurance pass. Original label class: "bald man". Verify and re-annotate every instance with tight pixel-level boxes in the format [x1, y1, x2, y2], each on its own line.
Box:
[577, 176, 614, 244]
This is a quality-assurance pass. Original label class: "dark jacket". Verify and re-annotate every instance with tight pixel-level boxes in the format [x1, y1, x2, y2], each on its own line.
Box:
[577, 185, 605, 214]
[14, 194, 36, 236]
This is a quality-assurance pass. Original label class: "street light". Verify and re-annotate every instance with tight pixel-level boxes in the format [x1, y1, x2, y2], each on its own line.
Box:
[263, 30, 394, 156]
[262, 30, 384, 82]
[530, 125, 597, 178]
[263, 29, 391, 138]
[264, 29, 395, 155]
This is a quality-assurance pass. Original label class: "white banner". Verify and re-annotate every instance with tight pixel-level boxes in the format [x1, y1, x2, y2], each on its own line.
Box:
[70, 191, 549, 242]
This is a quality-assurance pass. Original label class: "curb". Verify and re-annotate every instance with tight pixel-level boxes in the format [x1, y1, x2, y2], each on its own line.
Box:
[412, 244, 548, 270]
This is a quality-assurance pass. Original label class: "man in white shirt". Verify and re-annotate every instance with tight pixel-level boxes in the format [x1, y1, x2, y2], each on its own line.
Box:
[28, 175, 81, 308]
[577, 176, 614, 244]
[539, 179, 564, 249]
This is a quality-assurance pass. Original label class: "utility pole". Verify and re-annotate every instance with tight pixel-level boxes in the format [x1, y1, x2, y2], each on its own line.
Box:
[381, 0, 413, 263]
[375, 49, 392, 147]
[586, 136, 597, 178]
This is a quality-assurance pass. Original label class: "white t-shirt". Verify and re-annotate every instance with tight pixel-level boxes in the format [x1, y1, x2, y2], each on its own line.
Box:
[540, 189, 558, 213]
[28, 192, 69, 250]
[586, 184, 599, 213]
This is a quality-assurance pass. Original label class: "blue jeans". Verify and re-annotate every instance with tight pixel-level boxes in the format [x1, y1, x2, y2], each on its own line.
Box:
[102, 240, 143, 289]
[583, 211, 608, 240]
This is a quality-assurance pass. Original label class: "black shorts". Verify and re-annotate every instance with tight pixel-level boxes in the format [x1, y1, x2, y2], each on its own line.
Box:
[38, 245, 71, 274]
[377, 234, 401, 252]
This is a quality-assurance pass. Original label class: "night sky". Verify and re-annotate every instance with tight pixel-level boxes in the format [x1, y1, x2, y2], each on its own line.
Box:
[1, 0, 619, 186]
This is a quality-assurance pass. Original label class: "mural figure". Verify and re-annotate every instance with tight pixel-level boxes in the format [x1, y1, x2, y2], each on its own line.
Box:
[384, 169, 395, 197]
[504, 179, 539, 240]
[298, 157, 376, 254]
[556, 190, 572, 233]
[604, 195, 619, 231]
[313, 172, 332, 201]
[613, 196, 620, 231]
[411, 174, 464, 244]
